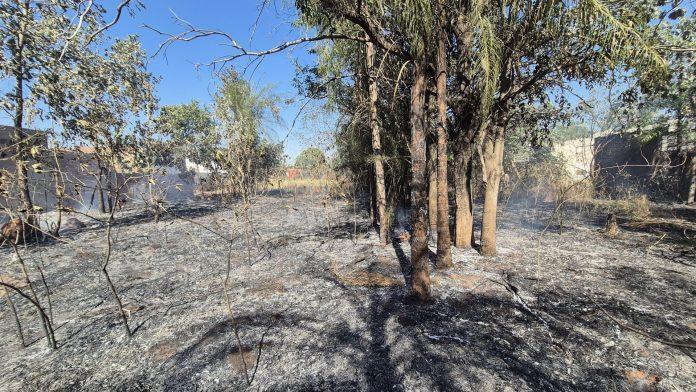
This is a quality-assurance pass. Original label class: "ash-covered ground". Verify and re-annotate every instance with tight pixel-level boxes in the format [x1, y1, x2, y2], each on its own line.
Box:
[1, 194, 694, 391]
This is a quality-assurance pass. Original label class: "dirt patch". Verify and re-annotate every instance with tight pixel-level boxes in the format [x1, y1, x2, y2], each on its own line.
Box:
[247, 280, 285, 298]
[446, 273, 502, 295]
[75, 250, 99, 261]
[228, 348, 258, 374]
[147, 341, 179, 363]
[0, 274, 27, 288]
[330, 262, 403, 287]
[625, 369, 660, 392]
[474, 260, 514, 274]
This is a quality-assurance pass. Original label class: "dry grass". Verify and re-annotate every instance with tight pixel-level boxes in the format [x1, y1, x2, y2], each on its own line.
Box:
[583, 195, 652, 220]
[266, 177, 338, 191]
[330, 262, 402, 288]
[624, 217, 696, 232]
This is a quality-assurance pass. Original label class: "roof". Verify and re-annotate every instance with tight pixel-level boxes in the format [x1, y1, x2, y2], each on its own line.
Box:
[0, 125, 43, 137]
[0, 126, 47, 148]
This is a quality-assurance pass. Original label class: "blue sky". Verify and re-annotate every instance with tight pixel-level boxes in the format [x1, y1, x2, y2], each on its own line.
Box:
[8, 1, 689, 159]
[103, 0, 330, 161]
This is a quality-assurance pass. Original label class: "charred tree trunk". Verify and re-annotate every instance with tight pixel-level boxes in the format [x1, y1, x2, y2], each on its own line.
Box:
[367, 41, 388, 245]
[435, 21, 452, 269]
[480, 127, 505, 257]
[428, 141, 438, 235]
[409, 61, 431, 300]
[453, 140, 474, 248]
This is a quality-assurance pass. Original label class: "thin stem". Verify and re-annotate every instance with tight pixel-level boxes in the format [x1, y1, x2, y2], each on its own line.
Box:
[0, 282, 26, 347]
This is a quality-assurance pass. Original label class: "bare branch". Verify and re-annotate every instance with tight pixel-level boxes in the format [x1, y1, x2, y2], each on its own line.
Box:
[144, 23, 367, 66]
[85, 0, 134, 46]
[59, 0, 94, 61]
[143, 10, 367, 68]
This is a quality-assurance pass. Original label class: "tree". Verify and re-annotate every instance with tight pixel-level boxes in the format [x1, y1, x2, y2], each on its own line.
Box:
[0, 0, 139, 221]
[0, 1, 82, 221]
[154, 100, 218, 167]
[52, 35, 157, 213]
[434, 0, 452, 268]
[366, 40, 389, 246]
[214, 69, 281, 199]
[146, 0, 672, 300]
[295, 147, 327, 171]
[450, 0, 670, 256]
[624, 12, 695, 203]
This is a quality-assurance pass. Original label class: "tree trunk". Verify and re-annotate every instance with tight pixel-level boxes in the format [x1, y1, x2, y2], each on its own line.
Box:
[428, 142, 438, 235]
[12, 64, 34, 218]
[10, 1, 37, 245]
[409, 61, 431, 301]
[435, 22, 452, 269]
[367, 41, 388, 245]
[680, 151, 695, 204]
[453, 140, 474, 248]
[480, 128, 505, 257]
[369, 169, 378, 228]
[51, 148, 65, 236]
[98, 167, 107, 214]
[106, 175, 114, 213]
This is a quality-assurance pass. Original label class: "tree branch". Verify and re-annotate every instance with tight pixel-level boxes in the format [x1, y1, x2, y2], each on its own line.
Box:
[144, 10, 367, 67]
[85, 0, 134, 46]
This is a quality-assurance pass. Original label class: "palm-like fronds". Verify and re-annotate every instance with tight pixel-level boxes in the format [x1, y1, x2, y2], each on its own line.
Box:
[577, 0, 667, 72]
[468, 0, 502, 117]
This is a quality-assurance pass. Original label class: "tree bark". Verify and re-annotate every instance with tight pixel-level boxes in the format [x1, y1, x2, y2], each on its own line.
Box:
[98, 167, 107, 213]
[366, 41, 389, 245]
[12, 21, 34, 218]
[435, 21, 452, 268]
[480, 127, 505, 257]
[409, 61, 431, 301]
[369, 168, 378, 228]
[453, 140, 474, 248]
[427, 141, 438, 235]
[680, 150, 695, 204]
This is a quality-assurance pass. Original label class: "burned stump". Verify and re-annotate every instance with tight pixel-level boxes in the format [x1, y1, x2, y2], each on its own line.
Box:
[605, 213, 619, 238]
[1, 218, 32, 244]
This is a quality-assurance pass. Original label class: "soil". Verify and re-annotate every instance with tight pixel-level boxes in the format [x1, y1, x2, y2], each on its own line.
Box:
[0, 194, 694, 391]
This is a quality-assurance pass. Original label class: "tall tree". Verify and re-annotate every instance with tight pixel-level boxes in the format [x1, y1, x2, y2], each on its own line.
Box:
[366, 40, 389, 245]
[462, 0, 670, 256]
[154, 100, 218, 167]
[434, 0, 452, 268]
[0, 0, 139, 219]
[214, 69, 281, 200]
[409, 59, 431, 300]
[50, 35, 158, 212]
[623, 12, 695, 203]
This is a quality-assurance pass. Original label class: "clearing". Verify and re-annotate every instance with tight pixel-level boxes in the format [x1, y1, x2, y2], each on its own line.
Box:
[0, 195, 694, 391]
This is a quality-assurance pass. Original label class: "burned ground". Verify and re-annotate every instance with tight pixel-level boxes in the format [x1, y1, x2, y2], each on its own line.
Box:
[0, 194, 694, 391]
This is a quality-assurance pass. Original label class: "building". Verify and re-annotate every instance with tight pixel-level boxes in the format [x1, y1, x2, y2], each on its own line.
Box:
[286, 168, 302, 179]
[0, 126, 47, 160]
[553, 121, 695, 203]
